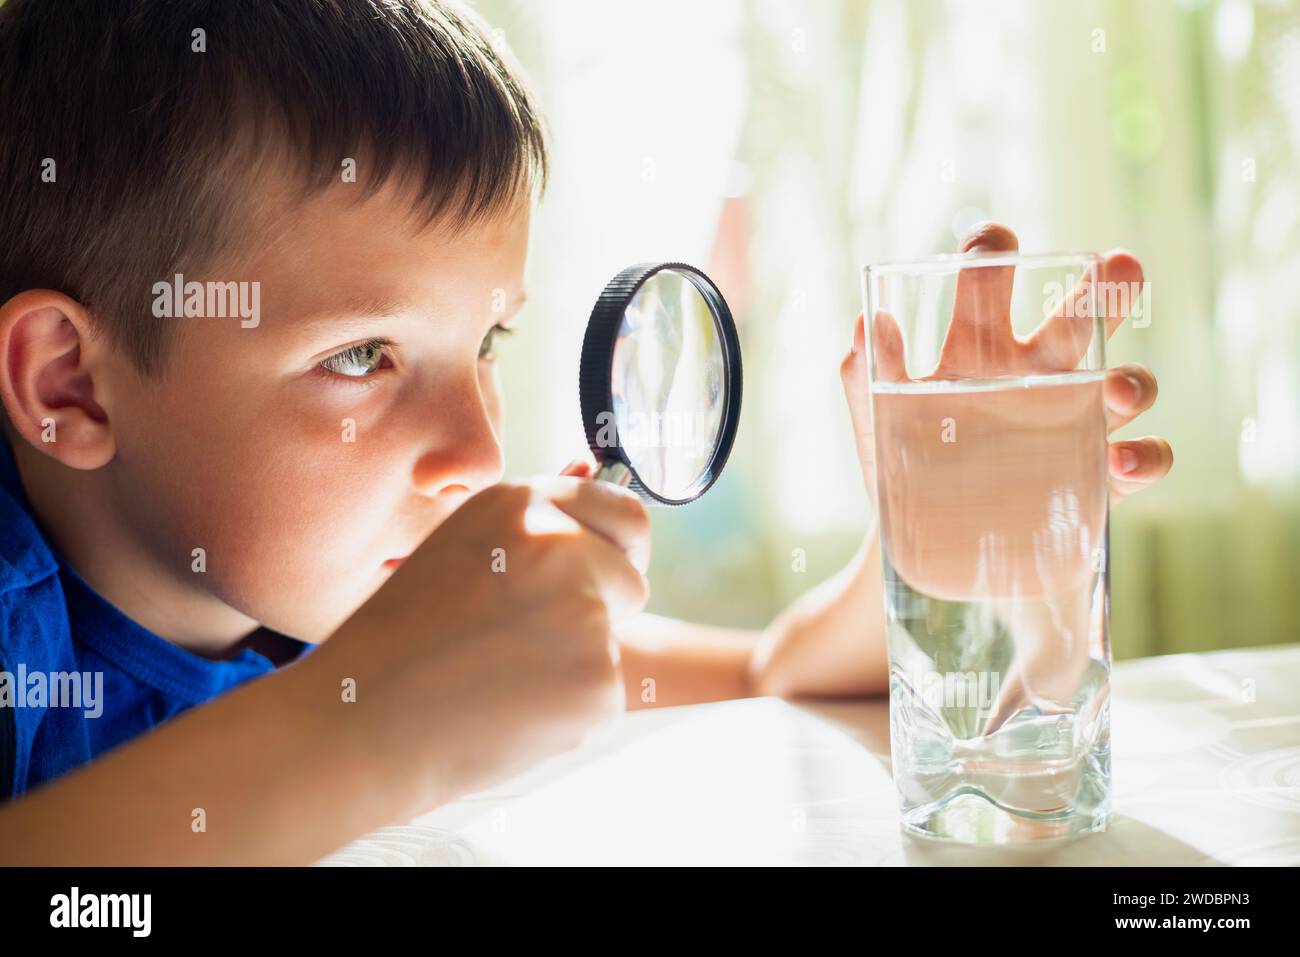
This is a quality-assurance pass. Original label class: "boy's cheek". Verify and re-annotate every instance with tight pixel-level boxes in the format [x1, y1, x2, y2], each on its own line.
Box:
[115, 377, 450, 630]
[140, 429, 406, 624]
[193, 510, 397, 642]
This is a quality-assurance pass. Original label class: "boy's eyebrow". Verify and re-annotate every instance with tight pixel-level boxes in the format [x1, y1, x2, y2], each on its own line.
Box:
[297, 289, 528, 326]
[312, 295, 411, 322]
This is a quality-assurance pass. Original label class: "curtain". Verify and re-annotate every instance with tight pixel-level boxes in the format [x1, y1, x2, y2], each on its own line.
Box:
[478, 0, 1300, 658]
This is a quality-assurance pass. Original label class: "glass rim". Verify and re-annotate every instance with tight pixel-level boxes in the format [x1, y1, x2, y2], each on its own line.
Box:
[864, 250, 1103, 277]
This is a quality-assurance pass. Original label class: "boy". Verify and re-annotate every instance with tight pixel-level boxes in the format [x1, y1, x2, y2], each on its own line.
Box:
[0, 0, 1170, 864]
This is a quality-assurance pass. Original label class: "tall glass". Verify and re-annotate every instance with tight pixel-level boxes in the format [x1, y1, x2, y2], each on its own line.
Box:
[862, 251, 1111, 844]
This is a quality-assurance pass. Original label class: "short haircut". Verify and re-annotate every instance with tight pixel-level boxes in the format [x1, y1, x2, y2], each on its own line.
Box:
[0, 0, 548, 375]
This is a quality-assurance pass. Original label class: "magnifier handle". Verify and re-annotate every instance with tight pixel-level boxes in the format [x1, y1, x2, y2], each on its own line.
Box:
[592, 460, 633, 487]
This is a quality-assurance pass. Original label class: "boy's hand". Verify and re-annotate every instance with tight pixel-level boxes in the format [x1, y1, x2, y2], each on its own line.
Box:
[844, 222, 1172, 509]
[314, 472, 650, 813]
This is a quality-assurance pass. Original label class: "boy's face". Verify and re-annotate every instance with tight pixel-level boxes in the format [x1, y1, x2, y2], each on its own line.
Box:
[103, 178, 529, 642]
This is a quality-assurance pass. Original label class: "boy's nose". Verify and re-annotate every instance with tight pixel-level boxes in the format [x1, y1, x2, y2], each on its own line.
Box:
[410, 391, 505, 497]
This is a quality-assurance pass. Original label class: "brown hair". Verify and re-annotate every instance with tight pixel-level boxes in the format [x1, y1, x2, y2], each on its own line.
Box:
[0, 0, 548, 375]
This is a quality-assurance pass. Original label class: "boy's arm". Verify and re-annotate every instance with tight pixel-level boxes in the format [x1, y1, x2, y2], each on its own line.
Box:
[0, 648, 412, 866]
[617, 522, 889, 709]
[616, 613, 758, 709]
[750, 522, 889, 699]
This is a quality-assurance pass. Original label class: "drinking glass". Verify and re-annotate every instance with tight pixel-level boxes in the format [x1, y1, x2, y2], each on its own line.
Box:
[862, 251, 1111, 844]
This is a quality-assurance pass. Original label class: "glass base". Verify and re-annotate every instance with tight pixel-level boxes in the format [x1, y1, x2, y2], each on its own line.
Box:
[900, 789, 1109, 846]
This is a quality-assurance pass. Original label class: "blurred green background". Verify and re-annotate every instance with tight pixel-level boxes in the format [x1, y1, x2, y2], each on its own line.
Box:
[478, 0, 1300, 658]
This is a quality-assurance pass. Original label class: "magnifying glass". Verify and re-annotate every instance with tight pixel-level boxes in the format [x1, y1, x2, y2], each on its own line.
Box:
[578, 262, 743, 506]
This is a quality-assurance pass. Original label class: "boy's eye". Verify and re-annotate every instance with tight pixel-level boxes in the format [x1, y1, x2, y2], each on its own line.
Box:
[319, 339, 390, 378]
[479, 323, 516, 361]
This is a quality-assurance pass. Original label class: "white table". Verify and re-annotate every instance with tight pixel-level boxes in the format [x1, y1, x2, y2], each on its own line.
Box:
[317, 643, 1300, 866]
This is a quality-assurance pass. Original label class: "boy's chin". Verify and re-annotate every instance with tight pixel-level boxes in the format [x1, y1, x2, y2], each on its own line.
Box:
[261, 593, 372, 645]
[247, 561, 401, 643]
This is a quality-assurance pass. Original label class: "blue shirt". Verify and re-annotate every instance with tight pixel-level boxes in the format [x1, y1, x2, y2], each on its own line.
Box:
[0, 436, 312, 799]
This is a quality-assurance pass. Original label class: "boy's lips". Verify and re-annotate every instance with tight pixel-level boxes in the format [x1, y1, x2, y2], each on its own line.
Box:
[381, 505, 463, 572]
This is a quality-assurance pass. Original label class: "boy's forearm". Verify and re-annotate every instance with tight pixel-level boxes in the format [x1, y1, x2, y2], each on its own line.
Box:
[616, 613, 759, 709]
[750, 522, 890, 698]
[0, 647, 408, 866]
[617, 522, 891, 708]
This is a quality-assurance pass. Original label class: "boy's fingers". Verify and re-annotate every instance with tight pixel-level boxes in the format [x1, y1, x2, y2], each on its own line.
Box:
[517, 486, 648, 619]
[1030, 249, 1145, 369]
[1103, 362, 1158, 433]
[1108, 436, 1174, 493]
[871, 309, 908, 382]
[571, 528, 650, 622]
[940, 222, 1018, 367]
[1098, 250, 1145, 339]
[559, 456, 595, 478]
[533, 476, 651, 575]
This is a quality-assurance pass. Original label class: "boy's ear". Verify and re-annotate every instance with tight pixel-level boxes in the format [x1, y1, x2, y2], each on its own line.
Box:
[0, 289, 115, 469]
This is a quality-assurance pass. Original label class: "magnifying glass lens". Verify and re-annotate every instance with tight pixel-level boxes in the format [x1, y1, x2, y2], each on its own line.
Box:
[612, 270, 726, 500]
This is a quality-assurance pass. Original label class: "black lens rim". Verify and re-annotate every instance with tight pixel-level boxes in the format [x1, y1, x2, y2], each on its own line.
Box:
[578, 261, 743, 507]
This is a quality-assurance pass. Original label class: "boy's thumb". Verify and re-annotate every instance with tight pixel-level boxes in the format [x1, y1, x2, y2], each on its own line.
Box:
[840, 313, 881, 509]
